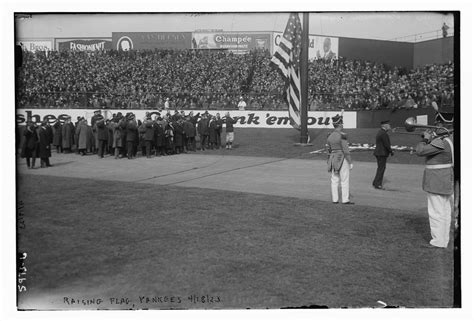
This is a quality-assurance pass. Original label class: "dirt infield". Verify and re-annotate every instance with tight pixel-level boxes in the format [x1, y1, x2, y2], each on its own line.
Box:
[17, 152, 427, 212]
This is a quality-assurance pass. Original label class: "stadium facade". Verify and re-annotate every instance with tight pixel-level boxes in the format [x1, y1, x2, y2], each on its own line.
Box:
[17, 30, 453, 68]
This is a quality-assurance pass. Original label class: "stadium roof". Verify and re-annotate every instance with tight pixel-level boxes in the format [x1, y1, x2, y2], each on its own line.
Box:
[16, 12, 454, 43]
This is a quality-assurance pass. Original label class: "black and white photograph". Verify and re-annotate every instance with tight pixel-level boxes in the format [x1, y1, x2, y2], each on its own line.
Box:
[2, 0, 473, 319]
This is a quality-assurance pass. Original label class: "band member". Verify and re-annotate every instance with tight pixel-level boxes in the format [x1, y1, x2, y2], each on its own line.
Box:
[126, 114, 138, 159]
[164, 122, 175, 155]
[215, 113, 223, 149]
[143, 115, 155, 158]
[95, 115, 108, 158]
[208, 116, 218, 150]
[75, 118, 90, 156]
[52, 119, 63, 153]
[37, 121, 52, 167]
[415, 126, 454, 248]
[154, 116, 166, 156]
[173, 117, 185, 154]
[372, 120, 393, 189]
[91, 110, 102, 154]
[21, 120, 38, 169]
[110, 114, 124, 159]
[183, 116, 196, 152]
[326, 114, 354, 204]
[197, 113, 210, 151]
[224, 112, 237, 149]
[61, 116, 75, 154]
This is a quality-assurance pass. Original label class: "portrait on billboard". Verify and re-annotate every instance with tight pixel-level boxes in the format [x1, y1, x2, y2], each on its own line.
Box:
[316, 36, 337, 60]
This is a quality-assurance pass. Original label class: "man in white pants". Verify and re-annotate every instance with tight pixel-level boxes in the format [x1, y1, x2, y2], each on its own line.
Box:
[416, 128, 454, 248]
[326, 114, 354, 204]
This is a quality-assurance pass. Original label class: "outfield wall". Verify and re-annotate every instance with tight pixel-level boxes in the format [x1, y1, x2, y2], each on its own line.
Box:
[356, 108, 437, 128]
[16, 109, 357, 129]
[16, 108, 440, 129]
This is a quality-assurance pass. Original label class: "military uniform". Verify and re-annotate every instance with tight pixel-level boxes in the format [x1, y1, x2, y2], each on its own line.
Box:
[326, 115, 353, 204]
[416, 135, 454, 248]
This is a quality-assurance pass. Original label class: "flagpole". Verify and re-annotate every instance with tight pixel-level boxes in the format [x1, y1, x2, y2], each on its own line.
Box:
[300, 12, 309, 144]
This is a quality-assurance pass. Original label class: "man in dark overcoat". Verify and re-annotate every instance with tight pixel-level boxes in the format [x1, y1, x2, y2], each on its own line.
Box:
[215, 113, 223, 149]
[37, 121, 52, 167]
[143, 116, 155, 158]
[61, 116, 75, 153]
[52, 119, 62, 153]
[183, 116, 196, 152]
[126, 114, 138, 159]
[96, 115, 108, 158]
[372, 120, 393, 189]
[21, 120, 38, 169]
[197, 114, 210, 151]
[154, 117, 166, 156]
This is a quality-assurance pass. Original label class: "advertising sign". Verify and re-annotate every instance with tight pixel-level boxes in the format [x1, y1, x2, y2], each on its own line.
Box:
[273, 33, 339, 60]
[192, 33, 271, 53]
[16, 109, 356, 129]
[56, 39, 112, 51]
[17, 40, 53, 52]
[112, 32, 192, 50]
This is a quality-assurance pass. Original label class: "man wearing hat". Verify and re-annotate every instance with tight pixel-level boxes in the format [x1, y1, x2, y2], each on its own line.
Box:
[95, 115, 108, 158]
[37, 121, 52, 168]
[372, 120, 393, 189]
[326, 114, 354, 204]
[126, 113, 138, 159]
[61, 116, 75, 154]
[415, 121, 454, 248]
[91, 110, 102, 154]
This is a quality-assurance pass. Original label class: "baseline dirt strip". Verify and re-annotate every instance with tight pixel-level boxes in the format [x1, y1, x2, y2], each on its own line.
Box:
[17, 153, 426, 212]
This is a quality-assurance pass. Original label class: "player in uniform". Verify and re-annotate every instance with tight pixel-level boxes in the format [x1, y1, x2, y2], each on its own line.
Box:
[415, 124, 454, 249]
[326, 114, 354, 204]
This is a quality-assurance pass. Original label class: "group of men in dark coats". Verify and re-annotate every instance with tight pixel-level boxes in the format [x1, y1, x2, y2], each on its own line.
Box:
[20, 110, 238, 167]
[20, 120, 53, 168]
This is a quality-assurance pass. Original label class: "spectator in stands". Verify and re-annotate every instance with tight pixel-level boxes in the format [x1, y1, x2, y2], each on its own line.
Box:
[442, 23, 449, 38]
[16, 49, 454, 113]
[238, 96, 247, 110]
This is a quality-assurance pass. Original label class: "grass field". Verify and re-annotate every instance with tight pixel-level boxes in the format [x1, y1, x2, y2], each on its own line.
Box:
[17, 175, 453, 309]
[15, 127, 456, 310]
[190, 128, 425, 164]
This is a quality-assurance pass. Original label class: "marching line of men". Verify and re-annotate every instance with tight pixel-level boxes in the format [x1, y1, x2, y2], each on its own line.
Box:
[19, 110, 238, 168]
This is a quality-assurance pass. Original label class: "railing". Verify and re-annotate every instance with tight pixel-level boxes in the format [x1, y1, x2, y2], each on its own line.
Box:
[390, 27, 454, 43]
[16, 92, 288, 111]
[16, 91, 440, 111]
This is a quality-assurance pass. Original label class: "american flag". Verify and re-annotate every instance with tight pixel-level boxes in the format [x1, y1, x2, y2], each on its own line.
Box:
[271, 13, 302, 129]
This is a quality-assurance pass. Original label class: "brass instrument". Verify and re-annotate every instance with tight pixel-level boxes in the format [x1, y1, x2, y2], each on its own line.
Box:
[392, 117, 453, 137]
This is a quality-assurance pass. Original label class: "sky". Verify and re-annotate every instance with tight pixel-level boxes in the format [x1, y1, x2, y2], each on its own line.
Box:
[16, 12, 454, 42]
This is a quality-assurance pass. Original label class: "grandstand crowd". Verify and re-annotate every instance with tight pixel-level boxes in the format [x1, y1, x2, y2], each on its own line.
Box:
[17, 49, 454, 111]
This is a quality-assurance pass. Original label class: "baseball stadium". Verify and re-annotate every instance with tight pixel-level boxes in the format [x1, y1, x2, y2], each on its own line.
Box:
[12, 12, 463, 312]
